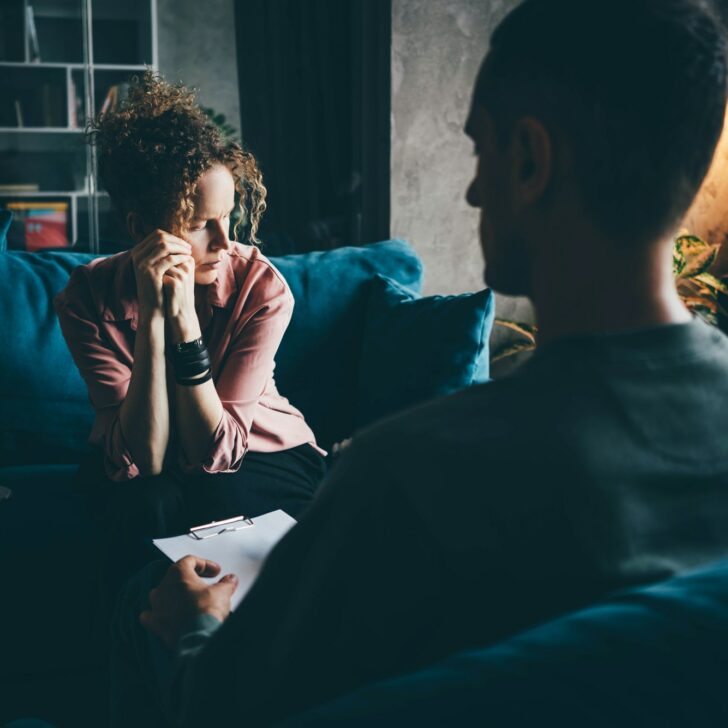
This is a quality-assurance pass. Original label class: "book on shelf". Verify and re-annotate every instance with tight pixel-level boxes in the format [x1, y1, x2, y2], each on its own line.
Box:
[0, 184, 40, 194]
[26, 5, 40, 63]
[6, 201, 69, 251]
[69, 76, 84, 129]
[100, 83, 131, 116]
[69, 76, 77, 128]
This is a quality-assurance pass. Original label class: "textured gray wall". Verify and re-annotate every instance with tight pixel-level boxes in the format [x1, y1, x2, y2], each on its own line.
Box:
[157, 0, 241, 135]
[391, 0, 534, 366]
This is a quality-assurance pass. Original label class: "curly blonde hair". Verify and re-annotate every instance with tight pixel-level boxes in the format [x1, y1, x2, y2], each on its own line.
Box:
[87, 70, 266, 243]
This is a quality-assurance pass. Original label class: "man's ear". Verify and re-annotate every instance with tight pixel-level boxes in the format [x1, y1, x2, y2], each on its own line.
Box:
[510, 117, 552, 208]
[126, 211, 146, 244]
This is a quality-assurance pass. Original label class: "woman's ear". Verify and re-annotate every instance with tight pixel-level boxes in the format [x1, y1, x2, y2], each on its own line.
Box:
[126, 211, 146, 244]
[511, 117, 552, 208]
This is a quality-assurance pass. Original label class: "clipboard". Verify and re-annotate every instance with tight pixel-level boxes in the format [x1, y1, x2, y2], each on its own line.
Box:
[153, 509, 297, 610]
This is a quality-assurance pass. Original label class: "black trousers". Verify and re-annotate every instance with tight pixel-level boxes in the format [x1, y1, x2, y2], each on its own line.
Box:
[77, 444, 327, 639]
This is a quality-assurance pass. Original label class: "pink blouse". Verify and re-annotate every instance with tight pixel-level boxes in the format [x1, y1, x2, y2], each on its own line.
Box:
[54, 243, 324, 482]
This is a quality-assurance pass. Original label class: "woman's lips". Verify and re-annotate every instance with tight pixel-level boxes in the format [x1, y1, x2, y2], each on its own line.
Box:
[201, 260, 221, 268]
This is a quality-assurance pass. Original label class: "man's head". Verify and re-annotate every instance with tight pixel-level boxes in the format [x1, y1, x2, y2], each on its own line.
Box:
[466, 0, 728, 296]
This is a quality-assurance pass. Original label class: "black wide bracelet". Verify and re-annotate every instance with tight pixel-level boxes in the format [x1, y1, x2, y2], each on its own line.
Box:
[175, 368, 213, 387]
[171, 339, 211, 380]
[173, 337, 205, 355]
[174, 343, 207, 358]
[174, 353, 212, 378]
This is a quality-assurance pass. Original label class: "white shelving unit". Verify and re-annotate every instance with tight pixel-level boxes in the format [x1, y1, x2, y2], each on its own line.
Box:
[0, 0, 157, 252]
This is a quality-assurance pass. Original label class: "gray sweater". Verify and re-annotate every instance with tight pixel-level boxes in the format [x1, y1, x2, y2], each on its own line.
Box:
[165, 317, 728, 726]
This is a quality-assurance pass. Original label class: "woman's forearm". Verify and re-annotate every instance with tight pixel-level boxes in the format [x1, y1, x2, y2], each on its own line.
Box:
[120, 313, 170, 476]
[174, 379, 224, 466]
[169, 316, 223, 467]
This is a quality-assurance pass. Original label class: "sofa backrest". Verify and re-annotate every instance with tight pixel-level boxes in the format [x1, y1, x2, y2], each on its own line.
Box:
[0, 240, 422, 466]
[1, 251, 98, 466]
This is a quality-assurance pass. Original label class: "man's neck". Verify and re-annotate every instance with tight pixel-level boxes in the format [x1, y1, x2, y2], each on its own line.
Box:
[530, 234, 691, 347]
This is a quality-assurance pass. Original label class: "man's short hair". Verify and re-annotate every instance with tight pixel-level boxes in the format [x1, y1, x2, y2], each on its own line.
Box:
[475, 0, 728, 244]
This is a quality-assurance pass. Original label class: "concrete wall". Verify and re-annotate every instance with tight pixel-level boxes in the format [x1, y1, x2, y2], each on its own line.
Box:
[157, 0, 241, 135]
[391, 0, 534, 370]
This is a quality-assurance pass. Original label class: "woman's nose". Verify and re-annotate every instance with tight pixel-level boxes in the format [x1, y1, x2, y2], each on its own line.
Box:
[210, 220, 231, 250]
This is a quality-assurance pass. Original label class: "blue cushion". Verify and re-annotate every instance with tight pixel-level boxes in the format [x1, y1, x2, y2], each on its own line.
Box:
[0, 241, 421, 465]
[356, 275, 494, 428]
[0, 251, 98, 466]
[284, 560, 728, 726]
[269, 241, 423, 449]
[0, 209, 11, 252]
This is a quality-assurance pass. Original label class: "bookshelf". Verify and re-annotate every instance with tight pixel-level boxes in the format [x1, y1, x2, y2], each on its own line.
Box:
[0, 0, 157, 253]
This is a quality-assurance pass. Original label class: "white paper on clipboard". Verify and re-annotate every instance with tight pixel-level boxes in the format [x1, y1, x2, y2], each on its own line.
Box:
[153, 509, 296, 610]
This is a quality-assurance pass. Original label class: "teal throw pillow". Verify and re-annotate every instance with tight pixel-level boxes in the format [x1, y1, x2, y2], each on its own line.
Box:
[273, 240, 422, 450]
[357, 275, 495, 429]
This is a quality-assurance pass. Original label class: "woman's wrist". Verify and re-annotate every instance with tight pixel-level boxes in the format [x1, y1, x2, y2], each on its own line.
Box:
[136, 312, 167, 353]
[168, 312, 202, 345]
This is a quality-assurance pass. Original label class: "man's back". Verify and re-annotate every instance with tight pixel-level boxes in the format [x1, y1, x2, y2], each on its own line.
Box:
[165, 317, 728, 726]
[403, 316, 728, 567]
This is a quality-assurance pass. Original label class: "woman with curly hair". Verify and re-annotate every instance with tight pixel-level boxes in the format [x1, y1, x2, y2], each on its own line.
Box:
[54, 72, 326, 598]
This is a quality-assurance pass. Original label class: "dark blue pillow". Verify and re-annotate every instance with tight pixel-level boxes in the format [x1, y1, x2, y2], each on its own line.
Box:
[356, 275, 495, 429]
[273, 240, 423, 450]
[0, 209, 11, 251]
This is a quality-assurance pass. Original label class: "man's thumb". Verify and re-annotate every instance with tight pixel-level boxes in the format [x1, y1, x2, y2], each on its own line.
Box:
[215, 573, 238, 593]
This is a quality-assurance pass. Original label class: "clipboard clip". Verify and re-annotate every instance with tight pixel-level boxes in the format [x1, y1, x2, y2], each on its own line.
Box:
[188, 514, 254, 540]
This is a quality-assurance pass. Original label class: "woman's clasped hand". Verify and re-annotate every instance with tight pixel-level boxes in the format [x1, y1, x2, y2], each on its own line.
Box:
[131, 229, 197, 323]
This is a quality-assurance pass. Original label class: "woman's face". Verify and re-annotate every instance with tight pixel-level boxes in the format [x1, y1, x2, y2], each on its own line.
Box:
[183, 164, 236, 285]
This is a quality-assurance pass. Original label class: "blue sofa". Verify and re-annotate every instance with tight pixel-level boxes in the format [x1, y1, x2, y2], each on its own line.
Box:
[3, 239, 727, 727]
[0, 239, 495, 726]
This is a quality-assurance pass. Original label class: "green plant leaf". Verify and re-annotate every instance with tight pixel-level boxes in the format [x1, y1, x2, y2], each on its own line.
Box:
[693, 272, 728, 295]
[493, 318, 537, 344]
[673, 237, 686, 276]
[678, 234, 710, 247]
[201, 106, 239, 141]
[688, 305, 718, 326]
[678, 245, 718, 279]
[681, 295, 718, 313]
[490, 340, 537, 364]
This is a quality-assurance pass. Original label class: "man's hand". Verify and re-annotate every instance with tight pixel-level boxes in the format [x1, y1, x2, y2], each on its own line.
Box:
[140, 556, 238, 650]
[131, 230, 193, 317]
